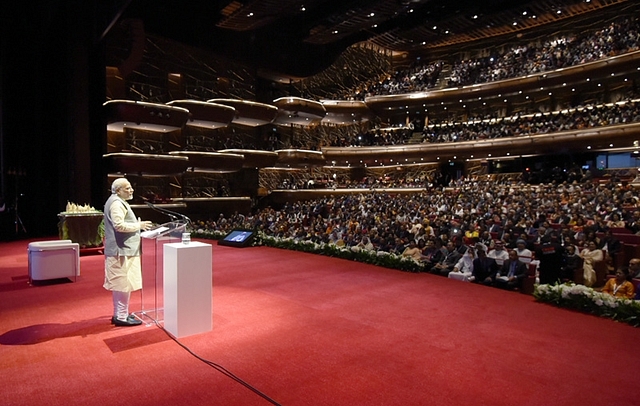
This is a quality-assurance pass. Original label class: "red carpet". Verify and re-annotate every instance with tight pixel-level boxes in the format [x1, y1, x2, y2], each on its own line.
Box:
[1, 238, 639, 406]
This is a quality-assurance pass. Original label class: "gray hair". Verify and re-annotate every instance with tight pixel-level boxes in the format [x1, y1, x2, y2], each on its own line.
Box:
[111, 178, 130, 194]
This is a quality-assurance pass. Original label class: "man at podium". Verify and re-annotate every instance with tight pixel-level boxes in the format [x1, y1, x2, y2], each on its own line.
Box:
[103, 178, 152, 326]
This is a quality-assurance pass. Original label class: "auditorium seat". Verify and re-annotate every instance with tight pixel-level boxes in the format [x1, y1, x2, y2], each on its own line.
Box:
[520, 263, 537, 295]
[573, 265, 585, 286]
[593, 260, 609, 288]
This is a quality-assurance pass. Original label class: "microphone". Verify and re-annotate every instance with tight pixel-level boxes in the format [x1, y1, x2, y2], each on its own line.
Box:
[146, 202, 191, 226]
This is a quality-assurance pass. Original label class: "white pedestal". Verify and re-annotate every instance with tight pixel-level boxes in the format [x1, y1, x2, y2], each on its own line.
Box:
[163, 241, 212, 338]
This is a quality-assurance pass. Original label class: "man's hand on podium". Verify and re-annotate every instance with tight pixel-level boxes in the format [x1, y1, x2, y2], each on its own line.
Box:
[139, 220, 153, 231]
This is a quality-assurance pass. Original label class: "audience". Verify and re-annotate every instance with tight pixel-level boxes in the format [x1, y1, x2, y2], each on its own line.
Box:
[580, 240, 604, 287]
[628, 258, 640, 279]
[602, 268, 636, 299]
[561, 245, 584, 283]
[448, 245, 476, 282]
[333, 16, 640, 100]
[432, 241, 462, 277]
[488, 240, 509, 267]
[495, 250, 528, 290]
[447, 17, 640, 88]
[193, 177, 640, 296]
[471, 246, 499, 285]
[327, 99, 640, 148]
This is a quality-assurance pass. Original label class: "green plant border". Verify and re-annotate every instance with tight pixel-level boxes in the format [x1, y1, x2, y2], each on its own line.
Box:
[534, 283, 640, 327]
[191, 230, 426, 273]
[193, 230, 640, 327]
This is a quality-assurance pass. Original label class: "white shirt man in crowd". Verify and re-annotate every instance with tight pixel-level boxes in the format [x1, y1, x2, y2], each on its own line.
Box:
[488, 240, 509, 266]
[515, 239, 532, 263]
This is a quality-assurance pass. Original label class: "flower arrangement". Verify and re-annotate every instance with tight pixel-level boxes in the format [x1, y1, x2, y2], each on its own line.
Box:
[534, 283, 640, 327]
[191, 229, 426, 273]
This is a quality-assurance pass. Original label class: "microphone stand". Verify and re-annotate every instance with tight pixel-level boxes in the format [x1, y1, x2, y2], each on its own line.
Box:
[145, 202, 191, 226]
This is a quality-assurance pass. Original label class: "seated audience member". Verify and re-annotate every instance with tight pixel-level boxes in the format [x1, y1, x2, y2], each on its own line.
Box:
[501, 232, 516, 249]
[355, 236, 375, 251]
[329, 231, 345, 247]
[606, 212, 626, 228]
[488, 240, 509, 266]
[626, 210, 640, 234]
[422, 239, 446, 272]
[402, 241, 423, 261]
[580, 240, 604, 287]
[561, 244, 584, 283]
[602, 268, 635, 299]
[583, 229, 601, 249]
[449, 245, 475, 282]
[495, 250, 528, 290]
[629, 258, 640, 279]
[464, 228, 480, 242]
[562, 235, 579, 252]
[478, 231, 494, 250]
[599, 229, 621, 269]
[471, 246, 499, 285]
[389, 237, 406, 255]
[514, 239, 532, 263]
[432, 241, 462, 277]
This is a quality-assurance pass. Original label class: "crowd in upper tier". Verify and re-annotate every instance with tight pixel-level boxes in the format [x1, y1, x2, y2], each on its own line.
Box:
[348, 61, 443, 100]
[327, 96, 640, 147]
[343, 15, 640, 100]
[448, 16, 640, 88]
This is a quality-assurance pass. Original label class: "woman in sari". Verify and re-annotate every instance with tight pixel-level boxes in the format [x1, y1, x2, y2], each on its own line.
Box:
[579, 240, 603, 287]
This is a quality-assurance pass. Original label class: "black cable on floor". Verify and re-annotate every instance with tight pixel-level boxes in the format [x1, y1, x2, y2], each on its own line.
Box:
[154, 320, 281, 406]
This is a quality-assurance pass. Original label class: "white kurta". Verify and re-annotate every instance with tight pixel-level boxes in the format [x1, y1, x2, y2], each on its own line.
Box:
[104, 256, 142, 292]
[103, 197, 142, 292]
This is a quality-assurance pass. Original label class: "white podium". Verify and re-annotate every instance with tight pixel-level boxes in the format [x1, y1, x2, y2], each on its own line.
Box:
[163, 241, 212, 338]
